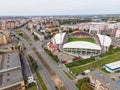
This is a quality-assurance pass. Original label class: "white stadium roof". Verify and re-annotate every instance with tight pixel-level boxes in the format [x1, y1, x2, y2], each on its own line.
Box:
[52, 32, 66, 44]
[63, 41, 101, 50]
[97, 34, 112, 47]
[104, 60, 120, 70]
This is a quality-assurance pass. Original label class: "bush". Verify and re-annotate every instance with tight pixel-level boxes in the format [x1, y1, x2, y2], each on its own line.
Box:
[65, 57, 95, 68]
[100, 46, 120, 58]
[76, 78, 93, 90]
[29, 55, 38, 70]
[44, 48, 59, 62]
[32, 33, 39, 41]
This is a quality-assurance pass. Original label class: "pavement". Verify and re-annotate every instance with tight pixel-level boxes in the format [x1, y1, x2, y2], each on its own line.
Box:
[111, 37, 120, 47]
[56, 52, 74, 62]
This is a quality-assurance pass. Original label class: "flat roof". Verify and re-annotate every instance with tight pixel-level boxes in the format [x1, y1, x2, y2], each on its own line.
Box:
[2, 52, 21, 70]
[104, 60, 120, 71]
[89, 69, 120, 90]
[89, 69, 112, 85]
[0, 52, 23, 88]
[1, 68, 23, 86]
[63, 41, 101, 50]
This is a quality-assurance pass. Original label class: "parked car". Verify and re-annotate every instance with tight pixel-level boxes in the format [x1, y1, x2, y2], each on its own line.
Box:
[72, 57, 81, 61]
[61, 60, 68, 64]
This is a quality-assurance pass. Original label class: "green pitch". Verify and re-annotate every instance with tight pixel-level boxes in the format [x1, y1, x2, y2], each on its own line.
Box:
[67, 38, 96, 43]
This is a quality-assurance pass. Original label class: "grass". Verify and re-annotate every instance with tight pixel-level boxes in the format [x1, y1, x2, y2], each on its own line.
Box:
[75, 78, 93, 90]
[100, 68, 110, 74]
[63, 70, 73, 80]
[15, 30, 32, 45]
[70, 51, 120, 75]
[32, 33, 39, 41]
[44, 48, 59, 63]
[67, 38, 95, 43]
[26, 83, 37, 90]
[65, 57, 95, 68]
[28, 55, 47, 90]
[36, 70, 47, 90]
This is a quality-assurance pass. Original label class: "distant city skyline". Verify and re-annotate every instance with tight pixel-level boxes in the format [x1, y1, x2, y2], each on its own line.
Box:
[0, 0, 120, 16]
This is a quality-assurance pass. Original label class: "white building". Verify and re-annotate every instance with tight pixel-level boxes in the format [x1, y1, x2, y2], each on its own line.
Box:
[63, 41, 101, 56]
[104, 60, 120, 73]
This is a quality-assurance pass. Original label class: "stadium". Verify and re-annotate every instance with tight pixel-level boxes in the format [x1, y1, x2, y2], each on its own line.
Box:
[48, 31, 111, 57]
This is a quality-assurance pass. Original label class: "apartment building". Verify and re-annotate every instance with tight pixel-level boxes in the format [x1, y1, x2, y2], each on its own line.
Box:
[88, 69, 120, 90]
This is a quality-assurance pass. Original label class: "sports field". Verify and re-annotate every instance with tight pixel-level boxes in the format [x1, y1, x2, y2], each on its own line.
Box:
[67, 38, 95, 43]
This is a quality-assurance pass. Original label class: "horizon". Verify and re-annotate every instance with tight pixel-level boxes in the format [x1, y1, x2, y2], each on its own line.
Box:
[0, 0, 120, 16]
[0, 14, 120, 17]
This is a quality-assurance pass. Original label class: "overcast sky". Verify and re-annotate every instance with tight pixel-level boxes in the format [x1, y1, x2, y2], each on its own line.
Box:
[0, 0, 120, 16]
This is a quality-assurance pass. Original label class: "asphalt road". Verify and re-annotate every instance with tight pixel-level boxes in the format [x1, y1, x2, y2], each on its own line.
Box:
[14, 24, 78, 90]
[14, 31, 57, 90]
[24, 28, 78, 90]
[34, 41, 78, 90]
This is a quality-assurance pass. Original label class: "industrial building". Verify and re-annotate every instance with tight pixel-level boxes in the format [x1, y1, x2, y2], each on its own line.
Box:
[0, 52, 25, 90]
[103, 60, 120, 73]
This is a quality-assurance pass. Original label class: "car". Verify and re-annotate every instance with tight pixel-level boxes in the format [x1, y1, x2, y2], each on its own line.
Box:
[80, 72, 86, 76]
[72, 57, 81, 61]
[61, 60, 68, 64]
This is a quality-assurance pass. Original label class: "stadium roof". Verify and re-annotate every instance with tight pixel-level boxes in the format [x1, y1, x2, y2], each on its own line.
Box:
[97, 34, 112, 47]
[52, 32, 66, 44]
[104, 60, 120, 71]
[63, 41, 101, 50]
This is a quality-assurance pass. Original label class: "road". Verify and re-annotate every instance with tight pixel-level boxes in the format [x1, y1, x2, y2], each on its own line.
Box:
[14, 23, 78, 90]
[24, 26, 78, 90]
[34, 41, 78, 90]
[13, 30, 57, 90]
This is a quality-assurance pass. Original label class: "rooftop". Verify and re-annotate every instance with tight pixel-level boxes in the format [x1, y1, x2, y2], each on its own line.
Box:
[63, 41, 101, 50]
[104, 60, 120, 70]
[2, 52, 21, 70]
[0, 52, 23, 89]
[89, 69, 120, 90]
[1, 68, 23, 87]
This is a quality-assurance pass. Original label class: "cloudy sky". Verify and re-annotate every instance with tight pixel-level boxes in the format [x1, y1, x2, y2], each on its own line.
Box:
[0, 0, 120, 16]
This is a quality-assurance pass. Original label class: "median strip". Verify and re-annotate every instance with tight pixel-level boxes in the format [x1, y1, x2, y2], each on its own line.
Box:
[28, 55, 47, 90]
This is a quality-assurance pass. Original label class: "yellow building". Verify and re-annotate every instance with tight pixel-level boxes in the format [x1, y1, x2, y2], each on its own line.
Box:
[0, 34, 7, 45]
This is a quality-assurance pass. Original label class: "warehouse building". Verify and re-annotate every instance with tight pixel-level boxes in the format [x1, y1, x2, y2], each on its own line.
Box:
[0, 52, 25, 90]
[103, 60, 120, 73]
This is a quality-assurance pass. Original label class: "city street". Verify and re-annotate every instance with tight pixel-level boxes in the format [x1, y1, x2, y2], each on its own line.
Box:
[26, 26, 77, 89]
[19, 26, 78, 90]
[14, 30, 57, 90]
